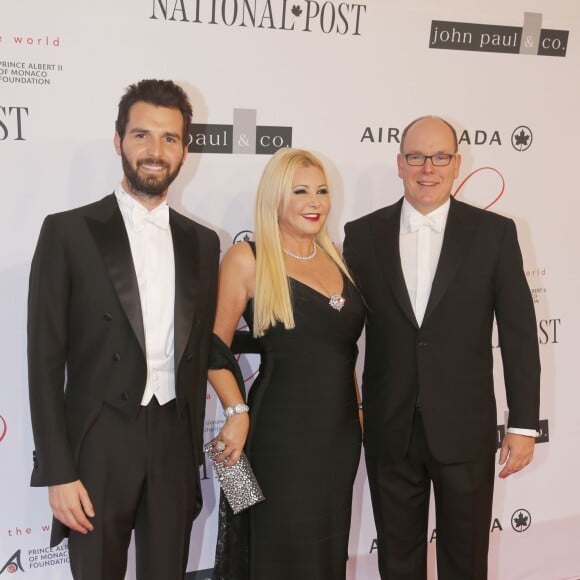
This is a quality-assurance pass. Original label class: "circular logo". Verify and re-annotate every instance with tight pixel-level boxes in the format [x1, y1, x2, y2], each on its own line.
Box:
[0, 415, 7, 443]
[233, 230, 254, 245]
[511, 126, 533, 152]
[511, 508, 532, 532]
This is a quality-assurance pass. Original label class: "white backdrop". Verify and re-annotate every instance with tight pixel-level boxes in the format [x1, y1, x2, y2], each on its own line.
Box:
[2, 1, 579, 578]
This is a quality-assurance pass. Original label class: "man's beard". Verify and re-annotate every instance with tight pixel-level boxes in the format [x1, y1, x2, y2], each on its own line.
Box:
[121, 152, 181, 197]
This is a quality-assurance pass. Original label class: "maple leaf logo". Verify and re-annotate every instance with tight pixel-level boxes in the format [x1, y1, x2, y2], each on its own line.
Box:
[291, 5, 302, 17]
[513, 512, 528, 529]
[514, 130, 529, 147]
[511, 125, 533, 152]
[233, 230, 254, 245]
[511, 509, 532, 532]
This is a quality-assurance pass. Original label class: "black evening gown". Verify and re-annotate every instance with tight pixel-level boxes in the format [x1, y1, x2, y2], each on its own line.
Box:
[228, 248, 364, 579]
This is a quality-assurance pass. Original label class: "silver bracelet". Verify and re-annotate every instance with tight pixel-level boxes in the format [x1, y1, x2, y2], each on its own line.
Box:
[224, 403, 250, 418]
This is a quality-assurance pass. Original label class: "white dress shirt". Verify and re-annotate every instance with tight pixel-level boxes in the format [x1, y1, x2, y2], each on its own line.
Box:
[399, 197, 449, 327]
[115, 186, 176, 406]
[399, 197, 536, 437]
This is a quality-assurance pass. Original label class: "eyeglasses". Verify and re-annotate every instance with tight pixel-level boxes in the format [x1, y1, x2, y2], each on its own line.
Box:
[402, 153, 456, 166]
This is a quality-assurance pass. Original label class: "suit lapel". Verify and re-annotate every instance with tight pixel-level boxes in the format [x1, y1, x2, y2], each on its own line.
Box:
[423, 197, 478, 322]
[373, 200, 418, 327]
[85, 194, 146, 354]
[171, 210, 199, 371]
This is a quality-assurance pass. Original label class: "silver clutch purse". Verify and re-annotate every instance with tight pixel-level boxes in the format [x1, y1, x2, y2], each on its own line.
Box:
[203, 440, 265, 514]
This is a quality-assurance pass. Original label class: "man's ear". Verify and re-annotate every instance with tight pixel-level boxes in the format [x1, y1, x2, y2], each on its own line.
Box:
[453, 153, 462, 178]
[114, 132, 122, 156]
[396, 153, 405, 178]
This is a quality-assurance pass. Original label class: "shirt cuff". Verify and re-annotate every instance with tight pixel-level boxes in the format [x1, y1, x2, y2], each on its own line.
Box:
[507, 427, 538, 437]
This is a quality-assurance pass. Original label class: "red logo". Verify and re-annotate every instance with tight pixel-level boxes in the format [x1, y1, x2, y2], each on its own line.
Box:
[453, 166, 505, 210]
[0, 415, 7, 443]
[0, 549, 24, 574]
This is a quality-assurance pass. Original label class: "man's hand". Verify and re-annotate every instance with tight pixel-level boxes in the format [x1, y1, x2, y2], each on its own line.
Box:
[48, 480, 95, 534]
[498, 433, 535, 479]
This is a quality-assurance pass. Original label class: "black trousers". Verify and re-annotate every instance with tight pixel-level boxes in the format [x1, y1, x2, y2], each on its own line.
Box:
[366, 410, 495, 580]
[68, 399, 197, 580]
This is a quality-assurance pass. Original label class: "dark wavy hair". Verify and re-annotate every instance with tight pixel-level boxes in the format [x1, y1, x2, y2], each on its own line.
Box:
[115, 79, 192, 146]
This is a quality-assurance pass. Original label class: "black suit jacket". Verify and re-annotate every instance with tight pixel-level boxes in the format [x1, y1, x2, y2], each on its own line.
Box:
[343, 197, 540, 464]
[27, 194, 219, 542]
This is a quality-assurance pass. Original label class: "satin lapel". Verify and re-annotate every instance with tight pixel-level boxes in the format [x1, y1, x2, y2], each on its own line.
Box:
[372, 201, 417, 327]
[423, 198, 478, 322]
[171, 210, 199, 371]
[85, 195, 146, 354]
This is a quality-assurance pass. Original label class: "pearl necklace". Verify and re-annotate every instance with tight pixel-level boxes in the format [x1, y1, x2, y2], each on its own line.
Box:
[282, 242, 317, 261]
[282, 243, 346, 311]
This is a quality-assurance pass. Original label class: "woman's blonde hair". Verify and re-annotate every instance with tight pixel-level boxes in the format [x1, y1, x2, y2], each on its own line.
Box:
[253, 148, 352, 336]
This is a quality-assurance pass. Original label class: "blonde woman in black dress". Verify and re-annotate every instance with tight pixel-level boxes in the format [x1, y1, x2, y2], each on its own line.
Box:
[208, 148, 364, 580]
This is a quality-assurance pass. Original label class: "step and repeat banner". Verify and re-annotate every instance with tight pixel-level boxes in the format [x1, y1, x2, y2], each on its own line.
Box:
[2, 1, 579, 578]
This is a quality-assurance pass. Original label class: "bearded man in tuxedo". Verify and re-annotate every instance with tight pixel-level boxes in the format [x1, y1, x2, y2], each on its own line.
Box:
[28, 79, 219, 580]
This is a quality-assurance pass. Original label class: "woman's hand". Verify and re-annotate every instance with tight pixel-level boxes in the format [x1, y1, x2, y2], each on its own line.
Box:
[212, 412, 250, 466]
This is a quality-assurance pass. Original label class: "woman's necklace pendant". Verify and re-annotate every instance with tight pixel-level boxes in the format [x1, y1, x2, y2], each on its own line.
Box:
[329, 293, 346, 312]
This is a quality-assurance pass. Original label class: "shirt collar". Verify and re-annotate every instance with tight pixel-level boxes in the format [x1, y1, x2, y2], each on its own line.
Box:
[400, 197, 450, 233]
[114, 185, 169, 231]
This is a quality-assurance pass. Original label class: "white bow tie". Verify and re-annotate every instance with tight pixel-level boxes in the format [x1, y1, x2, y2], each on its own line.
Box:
[132, 204, 169, 231]
[407, 213, 443, 233]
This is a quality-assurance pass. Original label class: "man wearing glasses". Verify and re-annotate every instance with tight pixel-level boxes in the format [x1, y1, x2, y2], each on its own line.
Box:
[344, 116, 540, 579]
